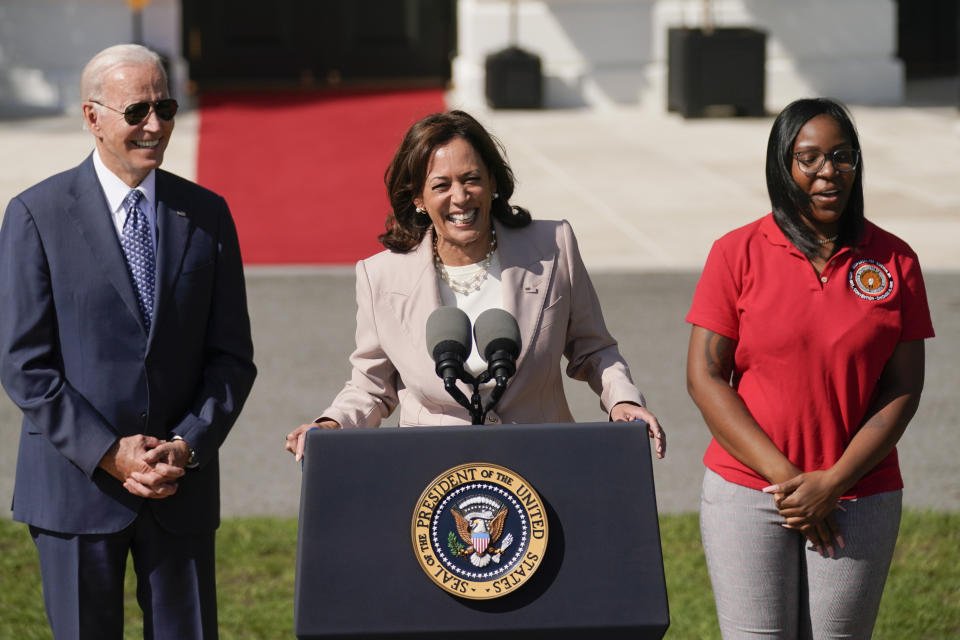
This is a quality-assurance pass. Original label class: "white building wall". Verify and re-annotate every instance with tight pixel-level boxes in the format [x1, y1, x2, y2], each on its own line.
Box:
[0, 0, 187, 117]
[0, 0, 903, 116]
[450, 0, 904, 111]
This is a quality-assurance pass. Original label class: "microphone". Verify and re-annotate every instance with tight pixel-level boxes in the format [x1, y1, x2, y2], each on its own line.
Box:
[474, 308, 521, 384]
[425, 307, 472, 385]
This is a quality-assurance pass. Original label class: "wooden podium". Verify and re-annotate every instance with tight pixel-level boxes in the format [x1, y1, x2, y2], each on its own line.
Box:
[294, 422, 669, 639]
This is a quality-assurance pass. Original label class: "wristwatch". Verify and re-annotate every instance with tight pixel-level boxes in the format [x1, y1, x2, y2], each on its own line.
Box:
[171, 435, 199, 469]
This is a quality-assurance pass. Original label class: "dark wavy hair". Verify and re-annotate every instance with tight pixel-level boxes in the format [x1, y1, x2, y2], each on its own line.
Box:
[765, 97, 864, 258]
[379, 110, 531, 252]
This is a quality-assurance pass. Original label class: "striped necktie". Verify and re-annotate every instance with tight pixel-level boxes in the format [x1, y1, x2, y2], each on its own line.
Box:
[120, 189, 156, 332]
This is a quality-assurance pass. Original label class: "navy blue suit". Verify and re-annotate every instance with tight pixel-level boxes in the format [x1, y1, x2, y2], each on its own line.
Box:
[0, 154, 256, 637]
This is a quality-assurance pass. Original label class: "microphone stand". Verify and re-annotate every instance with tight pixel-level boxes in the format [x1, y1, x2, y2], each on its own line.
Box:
[444, 369, 511, 425]
[480, 378, 508, 424]
[447, 370, 487, 425]
[440, 376, 474, 419]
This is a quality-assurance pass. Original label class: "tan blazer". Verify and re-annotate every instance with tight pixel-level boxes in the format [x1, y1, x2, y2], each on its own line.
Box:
[320, 219, 645, 427]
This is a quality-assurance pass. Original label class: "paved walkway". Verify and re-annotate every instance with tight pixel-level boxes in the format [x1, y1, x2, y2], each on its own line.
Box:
[1, 92, 958, 516]
[3, 100, 958, 272]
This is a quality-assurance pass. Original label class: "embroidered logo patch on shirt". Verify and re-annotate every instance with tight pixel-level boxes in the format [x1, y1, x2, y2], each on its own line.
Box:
[849, 259, 893, 300]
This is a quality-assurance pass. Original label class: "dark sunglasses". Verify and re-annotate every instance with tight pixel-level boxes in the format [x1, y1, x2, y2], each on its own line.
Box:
[89, 98, 178, 125]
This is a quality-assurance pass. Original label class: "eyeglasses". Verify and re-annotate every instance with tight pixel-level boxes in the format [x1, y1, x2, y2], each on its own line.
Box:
[89, 98, 178, 125]
[793, 148, 859, 176]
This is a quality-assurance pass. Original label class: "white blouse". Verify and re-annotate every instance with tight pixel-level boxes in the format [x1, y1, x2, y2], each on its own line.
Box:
[437, 252, 503, 379]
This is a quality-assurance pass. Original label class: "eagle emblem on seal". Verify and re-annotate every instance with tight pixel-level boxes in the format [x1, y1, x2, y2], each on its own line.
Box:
[448, 497, 515, 567]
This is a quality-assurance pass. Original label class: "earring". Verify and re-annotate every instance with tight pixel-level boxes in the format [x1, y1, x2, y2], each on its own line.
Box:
[493, 192, 499, 200]
[414, 207, 430, 226]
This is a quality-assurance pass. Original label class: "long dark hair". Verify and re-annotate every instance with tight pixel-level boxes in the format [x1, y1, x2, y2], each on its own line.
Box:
[379, 110, 531, 252]
[765, 98, 864, 258]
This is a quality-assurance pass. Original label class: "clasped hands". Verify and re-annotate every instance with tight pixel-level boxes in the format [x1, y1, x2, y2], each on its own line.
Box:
[99, 434, 191, 499]
[763, 469, 847, 558]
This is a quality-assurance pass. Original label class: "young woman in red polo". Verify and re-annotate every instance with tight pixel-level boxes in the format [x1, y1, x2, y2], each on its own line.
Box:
[686, 97, 934, 640]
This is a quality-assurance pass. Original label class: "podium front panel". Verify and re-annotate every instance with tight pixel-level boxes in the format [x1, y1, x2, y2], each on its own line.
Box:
[294, 421, 669, 639]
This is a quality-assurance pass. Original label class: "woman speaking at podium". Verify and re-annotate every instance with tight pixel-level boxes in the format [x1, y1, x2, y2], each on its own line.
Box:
[285, 110, 664, 461]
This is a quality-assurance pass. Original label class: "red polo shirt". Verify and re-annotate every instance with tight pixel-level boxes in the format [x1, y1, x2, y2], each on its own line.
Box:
[687, 214, 935, 497]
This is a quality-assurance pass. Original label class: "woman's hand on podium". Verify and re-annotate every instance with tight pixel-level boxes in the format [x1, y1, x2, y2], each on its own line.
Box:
[285, 419, 342, 462]
[611, 402, 666, 459]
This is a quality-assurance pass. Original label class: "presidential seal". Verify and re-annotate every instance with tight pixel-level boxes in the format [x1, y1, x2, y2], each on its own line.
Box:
[411, 463, 548, 599]
[849, 259, 893, 301]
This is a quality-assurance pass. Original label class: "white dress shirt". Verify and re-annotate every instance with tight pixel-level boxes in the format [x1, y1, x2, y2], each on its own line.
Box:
[92, 149, 158, 254]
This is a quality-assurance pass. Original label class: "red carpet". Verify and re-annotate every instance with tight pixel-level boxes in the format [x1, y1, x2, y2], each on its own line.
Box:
[196, 89, 446, 264]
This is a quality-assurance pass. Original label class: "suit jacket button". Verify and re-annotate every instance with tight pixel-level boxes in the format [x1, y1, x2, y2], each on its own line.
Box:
[139, 413, 147, 422]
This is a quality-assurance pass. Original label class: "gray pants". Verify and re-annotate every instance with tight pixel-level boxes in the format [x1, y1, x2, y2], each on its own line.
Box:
[699, 469, 901, 640]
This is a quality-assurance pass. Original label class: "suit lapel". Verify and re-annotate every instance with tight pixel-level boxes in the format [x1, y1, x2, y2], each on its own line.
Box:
[152, 171, 191, 344]
[64, 156, 145, 332]
[384, 237, 441, 359]
[386, 223, 556, 372]
[496, 220, 555, 372]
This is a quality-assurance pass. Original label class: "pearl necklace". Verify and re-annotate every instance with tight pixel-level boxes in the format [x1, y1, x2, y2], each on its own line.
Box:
[817, 234, 839, 245]
[433, 228, 497, 295]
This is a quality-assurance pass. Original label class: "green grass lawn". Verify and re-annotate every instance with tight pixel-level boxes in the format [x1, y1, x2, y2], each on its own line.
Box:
[1, 511, 957, 639]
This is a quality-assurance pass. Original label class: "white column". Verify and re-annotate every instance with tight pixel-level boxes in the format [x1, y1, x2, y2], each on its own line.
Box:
[0, 0, 187, 117]
[450, 0, 658, 110]
[450, 0, 904, 111]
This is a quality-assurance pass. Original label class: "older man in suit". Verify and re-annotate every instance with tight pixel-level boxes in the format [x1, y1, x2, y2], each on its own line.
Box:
[0, 44, 256, 639]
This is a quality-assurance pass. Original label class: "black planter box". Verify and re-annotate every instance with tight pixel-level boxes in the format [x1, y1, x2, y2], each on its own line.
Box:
[667, 27, 766, 118]
[485, 46, 543, 109]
